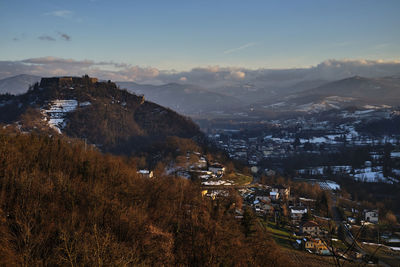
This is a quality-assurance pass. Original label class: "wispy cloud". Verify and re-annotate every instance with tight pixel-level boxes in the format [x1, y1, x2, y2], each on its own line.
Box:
[37, 33, 71, 42]
[58, 32, 71, 41]
[45, 10, 73, 18]
[223, 42, 257, 54]
[38, 35, 56, 41]
[0, 57, 160, 82]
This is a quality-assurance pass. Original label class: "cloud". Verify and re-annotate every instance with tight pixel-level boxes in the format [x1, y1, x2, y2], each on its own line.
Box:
[45, 10, 73, 18]
[223, 42, 256, 54]
[0, 57, 162, 83]
[1, 58, 400, 86]
[228, 71, 245, 80]
[38, 35, 56, 41]
[37, 32, 72, 42]
[58, 32, 71, 41]
[202, 66, 220, 73]
[319, 58, 400, 67]
[155, 59, 400, 88]
[314, 59, 400, 79]
[22, 57, 94, 66]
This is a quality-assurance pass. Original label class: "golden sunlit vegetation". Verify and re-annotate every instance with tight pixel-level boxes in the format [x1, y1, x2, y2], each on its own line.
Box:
[0, 129, 287, 266]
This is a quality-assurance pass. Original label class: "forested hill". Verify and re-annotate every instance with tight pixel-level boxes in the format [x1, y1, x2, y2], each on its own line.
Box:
[0, 76, 202, 155]
[0, 129, 284, 266]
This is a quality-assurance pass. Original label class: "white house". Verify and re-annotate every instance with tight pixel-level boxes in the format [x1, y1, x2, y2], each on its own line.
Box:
[290, 207, 308, 223]
[364, 210, 378, 224]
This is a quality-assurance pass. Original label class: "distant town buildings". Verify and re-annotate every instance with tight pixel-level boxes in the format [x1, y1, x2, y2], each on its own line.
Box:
[207, 108, 400, 185]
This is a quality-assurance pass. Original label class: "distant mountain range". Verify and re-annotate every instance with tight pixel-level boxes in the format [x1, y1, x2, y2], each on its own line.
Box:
[255, 76, 400, 113]
[116, 81, 242, 115]
[0, 74, 40, 95]
[1, 73, 399, 116]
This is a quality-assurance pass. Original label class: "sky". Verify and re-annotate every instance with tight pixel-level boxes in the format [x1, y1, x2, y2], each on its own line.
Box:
[1, 0, 400, 79]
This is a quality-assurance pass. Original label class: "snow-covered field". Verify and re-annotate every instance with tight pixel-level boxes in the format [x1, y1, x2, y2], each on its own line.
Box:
[353, 169, 396, 184]
[318, 180, 340, 190]
[297, 165, 398, 184]
[391, 151, 400, 158]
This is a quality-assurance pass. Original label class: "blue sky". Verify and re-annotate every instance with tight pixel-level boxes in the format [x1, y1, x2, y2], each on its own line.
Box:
[1, 0, 400, 71]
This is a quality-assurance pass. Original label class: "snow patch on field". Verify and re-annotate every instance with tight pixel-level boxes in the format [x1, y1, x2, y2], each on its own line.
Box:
[391, 151, 400, 158]
[79, 101, 91, 107]
[318, 180, 340, 190]
[42, 100, 78, 133]
[353, 167, 396, 183]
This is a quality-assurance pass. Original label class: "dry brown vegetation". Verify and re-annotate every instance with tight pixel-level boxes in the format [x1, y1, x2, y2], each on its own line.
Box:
[0, 130, 289, 266]
[0, 79, 203, 156]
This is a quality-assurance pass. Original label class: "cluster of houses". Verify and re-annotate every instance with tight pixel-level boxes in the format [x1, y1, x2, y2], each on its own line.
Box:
[208, 109, 400, 181]
[240, 184, 290, 214]
[243, 185, 321, 225]
[138, 151, 227, 183]
[239, 183, 337, 255]
[179, 152, 226, 178]
[343, 206, 380, 226]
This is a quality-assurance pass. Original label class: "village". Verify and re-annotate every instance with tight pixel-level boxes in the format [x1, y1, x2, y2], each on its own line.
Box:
[136, 146, 400, 264]
[131, 106, 400, 265]
[206, 107, 400, 184]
